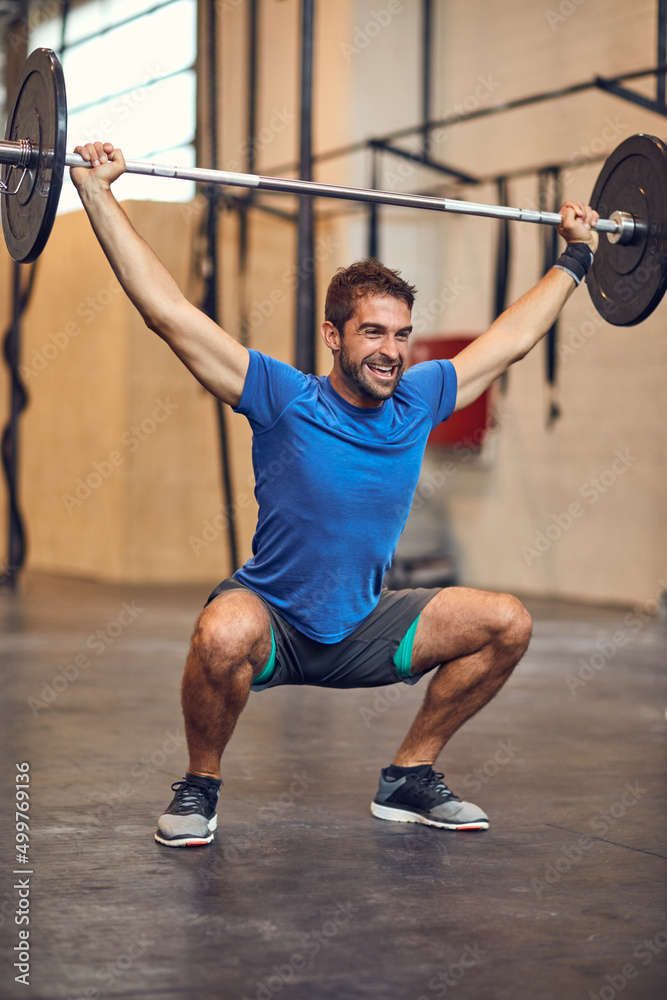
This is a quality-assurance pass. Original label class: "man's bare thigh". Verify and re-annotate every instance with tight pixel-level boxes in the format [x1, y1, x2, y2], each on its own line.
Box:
[411, 587, 522, 673]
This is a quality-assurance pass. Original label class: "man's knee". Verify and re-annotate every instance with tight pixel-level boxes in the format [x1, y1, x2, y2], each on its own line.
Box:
[190, 593, 271, 679]
[494, 593, 532, 654]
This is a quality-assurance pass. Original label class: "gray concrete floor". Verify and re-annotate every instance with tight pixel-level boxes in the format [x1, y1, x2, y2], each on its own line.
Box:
[1, 573, 665, 1000]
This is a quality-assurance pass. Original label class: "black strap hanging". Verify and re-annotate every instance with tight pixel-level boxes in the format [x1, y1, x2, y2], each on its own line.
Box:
[204, 3, 239, 573]
[494, 177, 512, 395]
[1, 262, 37, 588]
[539, 167, 562, 428]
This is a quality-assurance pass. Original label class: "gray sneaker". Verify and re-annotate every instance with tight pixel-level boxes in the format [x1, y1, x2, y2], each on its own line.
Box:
[371, 765, 488, 831]
[155, 773, 221, 847]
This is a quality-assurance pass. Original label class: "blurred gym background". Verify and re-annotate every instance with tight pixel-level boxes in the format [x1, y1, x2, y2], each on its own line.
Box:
[2, 7, 666, 1000]
[1, 0, 665, 606]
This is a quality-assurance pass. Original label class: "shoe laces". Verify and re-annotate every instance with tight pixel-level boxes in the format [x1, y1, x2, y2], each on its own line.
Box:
[417, 770, 460, 803]
[169, 779, 218, 815]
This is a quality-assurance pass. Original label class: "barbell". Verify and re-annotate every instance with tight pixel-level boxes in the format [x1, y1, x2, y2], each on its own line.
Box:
[2, 48, 667, 325]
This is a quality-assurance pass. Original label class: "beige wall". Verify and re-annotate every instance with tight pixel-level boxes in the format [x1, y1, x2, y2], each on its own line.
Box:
[6, 202, 233, 582]
[1, 0, 665, 603]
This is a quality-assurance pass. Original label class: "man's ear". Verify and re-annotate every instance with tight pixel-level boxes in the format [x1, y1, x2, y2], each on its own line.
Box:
[320, 320, 341, 353]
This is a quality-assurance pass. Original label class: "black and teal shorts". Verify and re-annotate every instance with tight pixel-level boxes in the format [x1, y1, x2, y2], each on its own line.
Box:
[205, 579, 441, 692]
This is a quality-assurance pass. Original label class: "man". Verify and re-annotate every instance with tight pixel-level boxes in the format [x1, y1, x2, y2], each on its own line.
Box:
[71, 141, 599, 847]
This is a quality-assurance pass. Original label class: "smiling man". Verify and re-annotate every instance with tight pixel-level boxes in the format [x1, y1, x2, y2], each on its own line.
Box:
[71, 141, 598, 847]
[327, 289, 410, 401]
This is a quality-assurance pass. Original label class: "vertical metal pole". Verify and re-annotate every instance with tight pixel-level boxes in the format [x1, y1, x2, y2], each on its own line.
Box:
[247, 0, 259, 173]
[658, 0, 666, 108]
[367, 147, 380, 259]
[238, 0, 259, 349]
[421, 0, 433, 156]
[59, 0, 72, 56]
[204, 0, 239, 572]
[295, 0, 316, 374]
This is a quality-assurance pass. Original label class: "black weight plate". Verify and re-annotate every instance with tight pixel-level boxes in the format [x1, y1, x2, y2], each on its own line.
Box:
[588, 133, 667, 326]
[2, 48, 67, 263]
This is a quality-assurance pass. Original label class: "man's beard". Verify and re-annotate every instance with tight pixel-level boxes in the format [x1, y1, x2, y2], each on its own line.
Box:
[338, 339, 405, 401]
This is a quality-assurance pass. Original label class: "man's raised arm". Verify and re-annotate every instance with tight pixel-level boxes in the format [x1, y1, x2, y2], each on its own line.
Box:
[451, 201, 599, 412]
[70, 141, 249, 408]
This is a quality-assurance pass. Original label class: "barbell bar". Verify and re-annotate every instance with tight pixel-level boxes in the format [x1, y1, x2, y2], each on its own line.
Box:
[2, 48, 667, 326]
[0, 135, 628, 234]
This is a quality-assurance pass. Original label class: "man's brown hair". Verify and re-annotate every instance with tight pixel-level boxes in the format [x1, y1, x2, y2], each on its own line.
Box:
[324, 259, 417, 333]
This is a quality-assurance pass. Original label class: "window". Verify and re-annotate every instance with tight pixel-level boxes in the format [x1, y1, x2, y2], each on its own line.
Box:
[31, 0, 197, 213]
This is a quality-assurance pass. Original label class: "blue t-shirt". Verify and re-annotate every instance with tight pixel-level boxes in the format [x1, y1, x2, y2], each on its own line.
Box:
[233, 350, 457, 642]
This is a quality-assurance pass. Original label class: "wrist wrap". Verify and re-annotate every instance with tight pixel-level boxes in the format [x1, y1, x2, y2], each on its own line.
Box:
[552, 242, 595, 285]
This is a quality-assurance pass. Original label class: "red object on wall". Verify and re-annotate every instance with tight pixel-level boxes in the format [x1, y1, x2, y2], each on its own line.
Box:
[410, 335, 490, 450]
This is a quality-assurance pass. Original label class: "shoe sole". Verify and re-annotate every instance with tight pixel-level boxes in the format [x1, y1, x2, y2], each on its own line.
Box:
[370, 801, 488, 831]
[154, 814, 218, 848]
